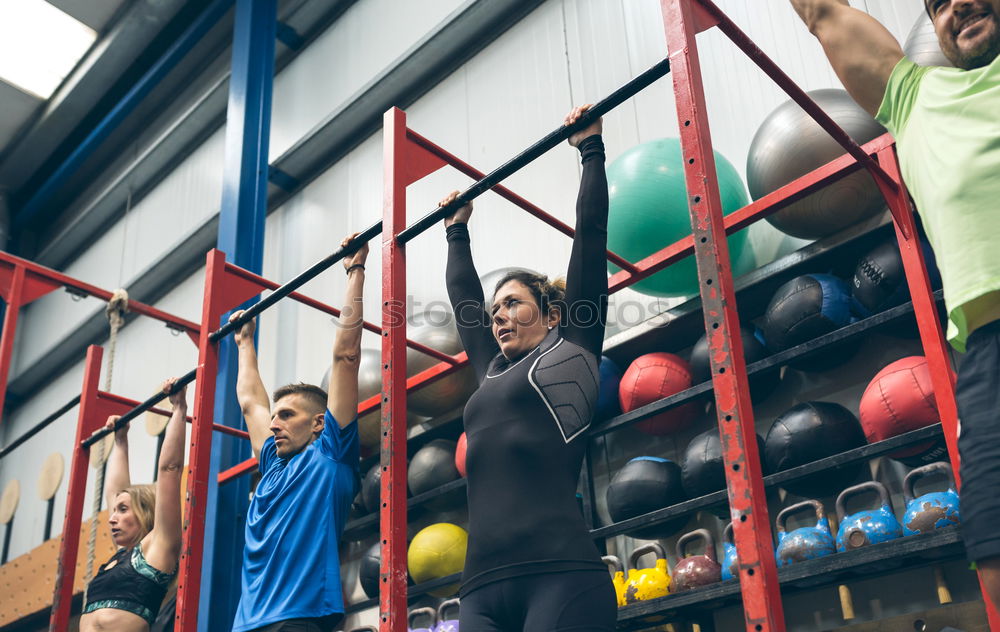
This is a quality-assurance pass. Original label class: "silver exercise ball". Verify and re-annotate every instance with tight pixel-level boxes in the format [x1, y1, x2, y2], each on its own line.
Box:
[406, 308, 477, 418]
[321, 348, 382, 447]
[903, 11, 953, 68]
[321, 349, 425, 448]
[479, 266, 539, 304]
[746, 89, 887, 240]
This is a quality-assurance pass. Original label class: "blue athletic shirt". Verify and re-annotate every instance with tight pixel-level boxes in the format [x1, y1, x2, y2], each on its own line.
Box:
[232, 410, 359, 631]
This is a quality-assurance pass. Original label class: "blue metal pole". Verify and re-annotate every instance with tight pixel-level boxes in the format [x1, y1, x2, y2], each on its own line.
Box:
[14, 0, 234, 230]
[199, 0, 276, 629]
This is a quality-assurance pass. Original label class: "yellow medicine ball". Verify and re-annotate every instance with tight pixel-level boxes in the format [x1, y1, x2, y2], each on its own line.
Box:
[407, 522, 468, 597]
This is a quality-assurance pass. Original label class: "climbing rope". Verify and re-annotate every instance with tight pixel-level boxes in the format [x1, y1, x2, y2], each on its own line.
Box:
[84, 289, 128, 585]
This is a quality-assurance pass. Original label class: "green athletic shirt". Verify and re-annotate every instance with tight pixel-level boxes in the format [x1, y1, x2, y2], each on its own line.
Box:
[876, 54, 1000, 352]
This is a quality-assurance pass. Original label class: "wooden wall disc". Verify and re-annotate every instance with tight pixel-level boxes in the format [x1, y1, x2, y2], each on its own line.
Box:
[0, 480, 20, 525]
[144, 408, 170, 437]
[89, 434, 115, 469]
[36, 453, 65, 501]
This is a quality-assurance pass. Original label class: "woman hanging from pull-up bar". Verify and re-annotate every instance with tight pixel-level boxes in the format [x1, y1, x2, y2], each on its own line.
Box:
[81, 378, 187, 632]
[439, 104, 616, 631]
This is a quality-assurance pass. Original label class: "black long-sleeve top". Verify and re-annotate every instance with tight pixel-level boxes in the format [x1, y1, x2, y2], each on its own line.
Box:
[445, 135, 609, 595]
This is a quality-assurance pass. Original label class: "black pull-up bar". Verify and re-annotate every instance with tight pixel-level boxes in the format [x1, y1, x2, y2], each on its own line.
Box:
[0, 394, 81, 460]
[81, 59, 673, 450]
[208, 221, 382, 344]
[81, 367, 198, 448]
[212, 58, 671, 344]
[397, 57, 672, 244]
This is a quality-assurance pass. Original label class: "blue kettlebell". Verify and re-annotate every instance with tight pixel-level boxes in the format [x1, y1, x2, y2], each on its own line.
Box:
[835, 481, 903, 551]
[721, 522, 738, 581]
[775, 499, 836, 567]
[435, 598, 460, 632]
[408, 607, 436, 632]
[902, 462, 960, 535]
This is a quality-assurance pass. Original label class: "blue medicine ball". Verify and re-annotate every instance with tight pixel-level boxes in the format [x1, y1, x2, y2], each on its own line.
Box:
[597, 356, 623, 420]
[762, 273, 859, 371]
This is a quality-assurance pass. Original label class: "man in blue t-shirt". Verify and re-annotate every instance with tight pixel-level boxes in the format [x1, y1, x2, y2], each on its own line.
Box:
[229, 233, 368, 632]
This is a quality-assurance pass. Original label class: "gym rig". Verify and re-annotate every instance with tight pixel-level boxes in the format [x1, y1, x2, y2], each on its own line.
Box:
[0, 0, 991, 631]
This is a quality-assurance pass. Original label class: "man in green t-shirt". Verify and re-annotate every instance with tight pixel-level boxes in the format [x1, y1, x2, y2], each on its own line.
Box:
[790, 0, 1000, 608]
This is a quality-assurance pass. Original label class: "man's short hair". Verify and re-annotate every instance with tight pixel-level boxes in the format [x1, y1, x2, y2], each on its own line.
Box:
[273, 383, 327, 416]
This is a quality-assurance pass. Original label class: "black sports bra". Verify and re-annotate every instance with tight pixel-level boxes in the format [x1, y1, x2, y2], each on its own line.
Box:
[84, 543, 175, 624]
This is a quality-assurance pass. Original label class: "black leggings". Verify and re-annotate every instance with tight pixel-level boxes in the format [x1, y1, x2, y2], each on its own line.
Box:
[956, 320, 1000, 561]
[459, 569, 617, 631]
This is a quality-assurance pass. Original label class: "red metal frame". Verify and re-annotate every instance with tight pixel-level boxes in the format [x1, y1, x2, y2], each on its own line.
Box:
[875, 147, 1000, 629]
[36, 0, 1000, 627]
[50, 346, 133, 631]
[371, 1, 997, 629]
[45, 241, 489, 630]
[663, 1, 785, 629]
[381, 108, 440, 631]
[379, 104, 663, 630]
[0, 252, 201, 432]
[661, 0, 997, 628]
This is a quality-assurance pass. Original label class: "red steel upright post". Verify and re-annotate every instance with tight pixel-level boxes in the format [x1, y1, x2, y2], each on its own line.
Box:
[380, 108, 447, 631]
[175, 249, 262, 631]
[875, 148, 959, 471]
[49, 346, 105, 631]
[877, 147, 1000, 630]
[49, 346, 138, 631]
[381, 108, 411, 632]
[662, 1, 786, 630]
[174, 250, 225, 631]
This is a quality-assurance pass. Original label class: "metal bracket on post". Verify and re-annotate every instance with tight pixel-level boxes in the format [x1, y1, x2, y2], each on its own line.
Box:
[662, 1, 786, 630]
[0, 264, 61, 428]
[689, 1, 719, 34]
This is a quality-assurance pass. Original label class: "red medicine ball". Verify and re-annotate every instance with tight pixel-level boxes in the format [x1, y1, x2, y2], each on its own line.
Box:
[619, 352, 699, 435]
[859, 356, 944, 461]
[455, 432, 467, 478]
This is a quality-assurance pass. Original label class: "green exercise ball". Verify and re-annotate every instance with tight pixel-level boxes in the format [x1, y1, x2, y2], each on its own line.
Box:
[606, 138, 752, 297]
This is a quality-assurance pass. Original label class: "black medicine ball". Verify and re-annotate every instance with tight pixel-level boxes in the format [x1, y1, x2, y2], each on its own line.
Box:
[681, 427, 768, 499]
[359, 541, 413, 599]
[361, 465, 382, 514]
[606, 456, 688, 539]
[852, 238, 941, 317]
[359, 541, 382, 599]
[764, 401, 866, 497]
[689, 323, 779, 400]
[852, 240, 908, 316]
[408, 439, 459, 496]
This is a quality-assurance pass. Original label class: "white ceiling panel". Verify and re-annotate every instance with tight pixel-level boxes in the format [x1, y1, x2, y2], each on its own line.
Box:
[45, 0, 126, 33]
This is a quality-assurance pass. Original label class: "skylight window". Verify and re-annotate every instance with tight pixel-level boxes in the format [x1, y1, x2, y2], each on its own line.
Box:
[0, 0, 97, 99]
